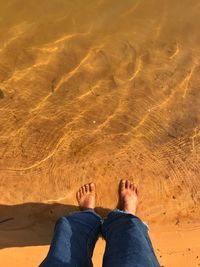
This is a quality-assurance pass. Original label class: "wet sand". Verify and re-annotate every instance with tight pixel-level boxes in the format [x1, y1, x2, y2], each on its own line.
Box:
[0, 0, 200, 266]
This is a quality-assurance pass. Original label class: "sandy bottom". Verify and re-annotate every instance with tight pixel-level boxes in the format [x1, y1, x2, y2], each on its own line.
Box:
[0, 0, 200, 266]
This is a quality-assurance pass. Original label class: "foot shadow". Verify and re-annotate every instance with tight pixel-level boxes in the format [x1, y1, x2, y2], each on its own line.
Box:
[0, 203, 111, 249]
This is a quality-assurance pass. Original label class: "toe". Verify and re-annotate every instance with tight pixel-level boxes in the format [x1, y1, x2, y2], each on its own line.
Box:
[79, 188, 83, 197]
[89, 183, 95, 192]
[126, 180, 130, 189]
[81, 186, 85, 194]
[76, 191, 81, 200]
[120, 179, 126, 190]
[130, 183, 134, 190]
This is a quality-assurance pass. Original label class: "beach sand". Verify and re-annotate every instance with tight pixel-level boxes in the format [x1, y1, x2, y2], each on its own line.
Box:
[0, 0, 200, 266]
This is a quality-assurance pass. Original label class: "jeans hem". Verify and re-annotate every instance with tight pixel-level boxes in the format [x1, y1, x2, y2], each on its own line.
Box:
[108, 209, 149, 230]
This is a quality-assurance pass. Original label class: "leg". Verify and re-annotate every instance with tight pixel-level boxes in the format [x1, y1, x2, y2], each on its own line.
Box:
[102, 180, 160, 267]
[39, 183, 102, 267]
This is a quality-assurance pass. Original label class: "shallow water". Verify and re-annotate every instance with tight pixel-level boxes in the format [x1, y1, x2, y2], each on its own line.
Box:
[0, 0, 200, 220]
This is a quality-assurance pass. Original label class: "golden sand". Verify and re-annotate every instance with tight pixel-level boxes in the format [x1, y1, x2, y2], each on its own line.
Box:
[0, 0, 200, 266]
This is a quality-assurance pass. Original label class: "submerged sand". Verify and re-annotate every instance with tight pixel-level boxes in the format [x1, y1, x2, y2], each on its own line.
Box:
[0, 0, 200, 266]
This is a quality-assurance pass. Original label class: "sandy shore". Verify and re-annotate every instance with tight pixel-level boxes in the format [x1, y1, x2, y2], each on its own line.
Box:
[0, 203, 200, 266]
[0, 0, 200, 266]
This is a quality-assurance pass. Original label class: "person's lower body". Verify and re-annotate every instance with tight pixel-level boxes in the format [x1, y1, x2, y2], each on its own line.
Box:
[102, 209, 160, 267]
[39, 209, 159, 267]
[39, 210, 102, 267]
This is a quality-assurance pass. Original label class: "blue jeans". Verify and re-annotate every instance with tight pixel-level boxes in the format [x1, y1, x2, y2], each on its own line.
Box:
[39, 210, 160, 267]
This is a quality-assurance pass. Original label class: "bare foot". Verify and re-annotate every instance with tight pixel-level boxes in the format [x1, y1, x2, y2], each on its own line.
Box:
[76, 183, 96, 211]
[119, 179, 139, 215]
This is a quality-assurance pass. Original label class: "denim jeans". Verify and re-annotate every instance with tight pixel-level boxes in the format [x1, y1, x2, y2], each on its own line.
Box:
[39, 210, 160, 267]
